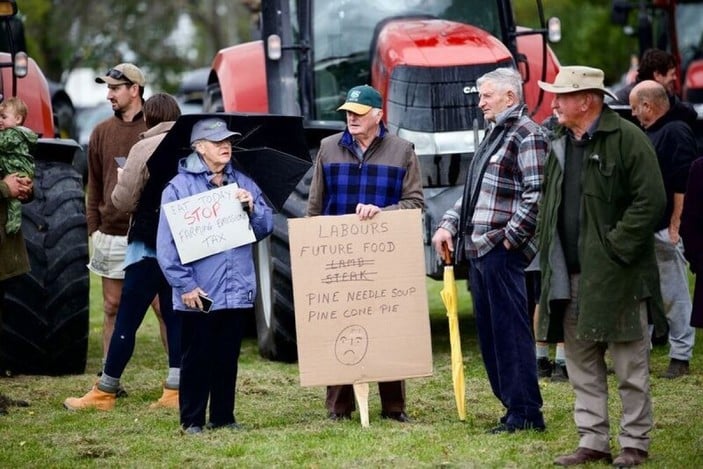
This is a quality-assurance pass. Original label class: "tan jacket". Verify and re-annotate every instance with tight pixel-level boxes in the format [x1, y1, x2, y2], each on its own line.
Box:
[111, 121, 175, 213]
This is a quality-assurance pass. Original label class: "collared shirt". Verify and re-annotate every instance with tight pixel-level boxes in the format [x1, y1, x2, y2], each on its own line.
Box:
[438, 104, 547, 259]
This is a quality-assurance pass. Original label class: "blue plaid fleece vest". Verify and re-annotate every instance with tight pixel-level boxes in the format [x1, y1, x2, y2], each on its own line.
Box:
[321, 130, 406, 215]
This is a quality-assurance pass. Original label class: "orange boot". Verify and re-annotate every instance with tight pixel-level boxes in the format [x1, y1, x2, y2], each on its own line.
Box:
[63, 385, 116, 411]
[149, 386, 179, 409]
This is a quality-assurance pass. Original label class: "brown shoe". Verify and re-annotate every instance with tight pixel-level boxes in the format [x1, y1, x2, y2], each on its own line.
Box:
[659, 358, 690, 379]
[612, 447, 647, 467]
[554, 447, 612, 466]
[149, 386, 179, 409]
[63, 385, 116, 411]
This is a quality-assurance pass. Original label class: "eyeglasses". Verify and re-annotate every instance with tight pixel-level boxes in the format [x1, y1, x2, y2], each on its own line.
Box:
[105, 68, 133, 84]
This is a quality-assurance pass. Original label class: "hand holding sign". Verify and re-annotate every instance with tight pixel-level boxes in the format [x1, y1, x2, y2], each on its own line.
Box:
[162, 184, 256, 264]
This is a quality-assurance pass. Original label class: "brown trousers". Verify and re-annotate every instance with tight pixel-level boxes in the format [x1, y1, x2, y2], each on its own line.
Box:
[326, 380, 405, 414]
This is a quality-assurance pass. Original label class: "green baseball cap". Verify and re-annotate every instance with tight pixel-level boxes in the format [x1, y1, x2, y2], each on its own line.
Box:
[337, 85, 382, 114]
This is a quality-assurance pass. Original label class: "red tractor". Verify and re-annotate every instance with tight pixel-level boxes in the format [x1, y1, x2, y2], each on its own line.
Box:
[0, 0, 88, 375]
[204, 0, 560, 362]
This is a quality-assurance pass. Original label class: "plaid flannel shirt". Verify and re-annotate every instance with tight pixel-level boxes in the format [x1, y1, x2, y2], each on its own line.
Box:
[438, 104, 546, 259]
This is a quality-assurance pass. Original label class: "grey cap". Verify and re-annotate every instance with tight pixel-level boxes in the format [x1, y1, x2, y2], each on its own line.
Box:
[190, 118, 241, 144]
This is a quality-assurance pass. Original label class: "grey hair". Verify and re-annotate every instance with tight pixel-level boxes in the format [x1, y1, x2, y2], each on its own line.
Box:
[476, 67, 524, 102]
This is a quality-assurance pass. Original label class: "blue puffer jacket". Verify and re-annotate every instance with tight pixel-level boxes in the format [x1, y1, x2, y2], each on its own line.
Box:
[157, 152, 273, 312]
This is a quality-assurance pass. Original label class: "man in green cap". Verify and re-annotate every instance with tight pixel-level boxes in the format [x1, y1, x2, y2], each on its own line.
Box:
[307, 84, 424, 422]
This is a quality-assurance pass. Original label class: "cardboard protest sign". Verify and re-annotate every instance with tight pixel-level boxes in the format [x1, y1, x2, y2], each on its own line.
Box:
[288, 209, 432, 387]
[162, 184, 255, 264]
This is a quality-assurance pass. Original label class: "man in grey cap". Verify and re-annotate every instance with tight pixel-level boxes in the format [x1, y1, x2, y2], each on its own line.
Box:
[86, 63, 167, 385]
[536, 66, 666, 467]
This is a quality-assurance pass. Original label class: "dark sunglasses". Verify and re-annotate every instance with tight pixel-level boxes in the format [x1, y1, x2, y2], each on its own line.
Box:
[106, 68, 133, 84]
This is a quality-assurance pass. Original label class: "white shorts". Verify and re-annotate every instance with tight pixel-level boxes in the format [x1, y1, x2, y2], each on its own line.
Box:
[87, 230, 127, 279]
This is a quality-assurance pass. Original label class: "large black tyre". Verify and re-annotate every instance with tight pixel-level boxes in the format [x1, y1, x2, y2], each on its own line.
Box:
[0, 160, 89, 375]
[254, 168, 313, 363]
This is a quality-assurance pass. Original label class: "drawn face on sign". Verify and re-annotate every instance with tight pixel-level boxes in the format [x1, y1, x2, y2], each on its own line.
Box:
[334, 325, 368, 365]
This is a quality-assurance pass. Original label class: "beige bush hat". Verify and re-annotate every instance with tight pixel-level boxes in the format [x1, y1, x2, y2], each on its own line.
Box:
[538, 66, 617, 99]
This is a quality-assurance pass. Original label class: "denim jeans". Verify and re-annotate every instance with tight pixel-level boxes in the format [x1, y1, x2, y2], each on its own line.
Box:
[469, 244, 544, 428]
[103, 257, 181, 378]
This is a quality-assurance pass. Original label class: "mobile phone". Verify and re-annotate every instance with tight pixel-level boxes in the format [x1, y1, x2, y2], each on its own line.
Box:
[198, 294, 213, 313]
[114, 156, 127, 168]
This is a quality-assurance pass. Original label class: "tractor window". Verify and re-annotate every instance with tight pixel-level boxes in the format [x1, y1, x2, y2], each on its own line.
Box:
[312, 0, 501, 121]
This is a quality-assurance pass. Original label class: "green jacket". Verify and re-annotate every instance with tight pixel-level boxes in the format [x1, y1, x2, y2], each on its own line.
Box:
[0, 179, 30, 281]
[537, 106, 667, 343]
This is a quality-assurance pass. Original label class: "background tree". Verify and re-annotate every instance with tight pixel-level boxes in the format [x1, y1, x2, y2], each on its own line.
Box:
[18, 0, 254, 93]
[513, 0, 638, 86]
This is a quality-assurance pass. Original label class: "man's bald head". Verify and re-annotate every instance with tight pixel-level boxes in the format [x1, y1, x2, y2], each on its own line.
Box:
[629, 80, 670, 128]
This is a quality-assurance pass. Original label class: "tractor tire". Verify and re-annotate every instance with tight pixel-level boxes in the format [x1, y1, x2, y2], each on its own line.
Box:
[253, 167, 313, 363]
[0, 160, 89, 376]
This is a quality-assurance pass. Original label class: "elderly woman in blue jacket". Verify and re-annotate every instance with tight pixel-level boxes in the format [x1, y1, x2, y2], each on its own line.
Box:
[157, 117, 273, 434]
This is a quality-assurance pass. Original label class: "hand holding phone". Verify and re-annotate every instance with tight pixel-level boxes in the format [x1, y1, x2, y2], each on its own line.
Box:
[198, 294, 213, 313]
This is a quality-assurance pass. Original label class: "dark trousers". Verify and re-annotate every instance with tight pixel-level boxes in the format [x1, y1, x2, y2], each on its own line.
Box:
[469, 244, 544, 427]
[104, 258, 181, 378]
[179, 308, 248, 428]
[326, 381, 405, 414]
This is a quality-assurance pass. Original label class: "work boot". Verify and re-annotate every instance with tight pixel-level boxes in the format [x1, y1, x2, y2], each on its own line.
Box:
[537, 357, 552, 378]
[554, 447, 612, 466]
[612, 447, 648, 467]
[63, 385, 116, 411]
[550, 361, 569, 382]
[659, 358, 690, 379]
[150, 386, 179, 409]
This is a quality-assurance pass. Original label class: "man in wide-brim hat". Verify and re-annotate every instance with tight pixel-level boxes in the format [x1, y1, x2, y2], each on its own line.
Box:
[534, 65, 667, 467]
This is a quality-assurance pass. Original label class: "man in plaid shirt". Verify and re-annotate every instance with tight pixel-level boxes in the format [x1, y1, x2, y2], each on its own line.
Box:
[432, 67, 547, 433]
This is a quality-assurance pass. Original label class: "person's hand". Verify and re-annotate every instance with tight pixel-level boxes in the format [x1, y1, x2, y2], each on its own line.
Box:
[669, 224, 680, 245]
[236, 188, 254, 213]
[2, 173, 32, 200]
[181, 287, 208, 310]
[503, 238, 512, 250]
[432, 227, 453, 256]
[355, 203, 380, 220]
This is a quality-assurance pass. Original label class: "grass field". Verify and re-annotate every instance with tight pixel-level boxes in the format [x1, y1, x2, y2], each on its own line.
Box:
[1, 274, 702, 467]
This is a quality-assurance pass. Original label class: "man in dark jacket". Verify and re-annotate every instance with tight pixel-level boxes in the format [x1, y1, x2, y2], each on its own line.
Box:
[537, 66, 666, 467]
[433, 68, 547, 434]
[614, 48, 697, 127]
[629, 80, 697, 379]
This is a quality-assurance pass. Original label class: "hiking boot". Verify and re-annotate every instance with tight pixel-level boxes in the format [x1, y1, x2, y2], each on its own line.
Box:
[63, 385, 116, 411]
[537, 357, 552, 378]
[659, 358, 690, 379]
[149, 386, 179, 409]
[551, 361, 569, 382]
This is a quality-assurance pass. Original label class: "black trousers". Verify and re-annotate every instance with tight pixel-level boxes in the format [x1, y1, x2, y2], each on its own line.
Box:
[179, 308, 249, 428]
[326, 381, 405, 414]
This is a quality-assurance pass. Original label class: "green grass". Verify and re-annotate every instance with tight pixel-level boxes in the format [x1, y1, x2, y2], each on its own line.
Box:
[1, 274, 703, 467]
